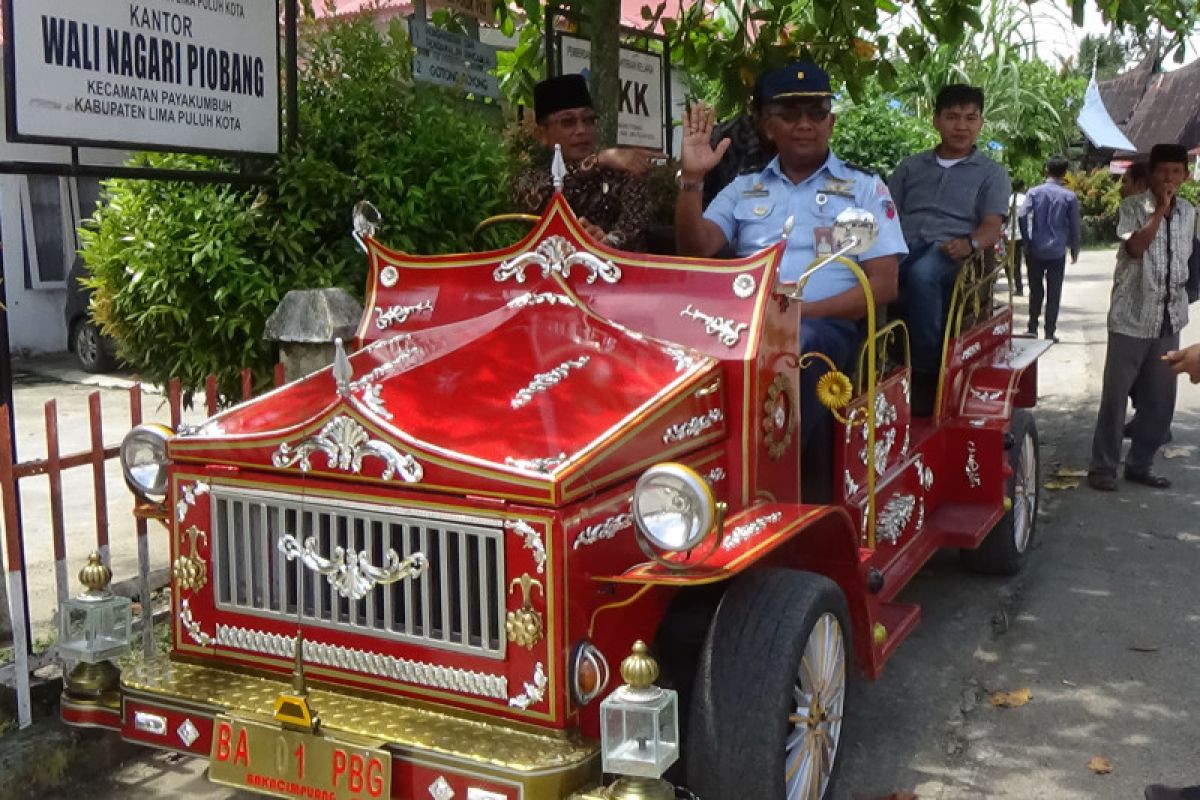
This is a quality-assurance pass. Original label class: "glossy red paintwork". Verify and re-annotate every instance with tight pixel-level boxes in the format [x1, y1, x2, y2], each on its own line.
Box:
[86, 189, 1048, 796]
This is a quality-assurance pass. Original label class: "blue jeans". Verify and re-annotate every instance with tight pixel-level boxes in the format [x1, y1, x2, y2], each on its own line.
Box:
[899, 240, 961, 372]
[799, 317, 859, 501]
[800, 318, 860, 446]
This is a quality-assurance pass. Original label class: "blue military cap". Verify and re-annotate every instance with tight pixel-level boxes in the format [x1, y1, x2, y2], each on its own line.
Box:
[757, 60, 833, 105]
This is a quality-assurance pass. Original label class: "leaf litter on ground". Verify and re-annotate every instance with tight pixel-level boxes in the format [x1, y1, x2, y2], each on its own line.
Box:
[989, 687, 1032, 708]
[1087, 755, 1113, 774]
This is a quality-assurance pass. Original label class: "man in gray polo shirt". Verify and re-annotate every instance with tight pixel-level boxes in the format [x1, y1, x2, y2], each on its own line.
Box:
[888, 84, 1011, 413]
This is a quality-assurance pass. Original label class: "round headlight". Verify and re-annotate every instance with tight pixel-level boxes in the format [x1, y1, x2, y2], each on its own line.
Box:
[120, 424, 173, 501]
[632, 463, 716, 552]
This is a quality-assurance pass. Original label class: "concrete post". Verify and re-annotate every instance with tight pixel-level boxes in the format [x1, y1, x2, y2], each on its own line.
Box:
[264, 288, 364, 383]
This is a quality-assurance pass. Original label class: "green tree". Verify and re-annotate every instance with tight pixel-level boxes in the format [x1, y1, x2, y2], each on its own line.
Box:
[82, 16, 511, 397]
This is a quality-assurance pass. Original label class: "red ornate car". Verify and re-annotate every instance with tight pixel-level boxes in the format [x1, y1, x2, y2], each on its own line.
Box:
[66, 183, 1048, 800]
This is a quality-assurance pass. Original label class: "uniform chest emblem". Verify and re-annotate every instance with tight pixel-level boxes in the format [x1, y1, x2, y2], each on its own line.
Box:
[821, 178, 855, 198]
[753, 205, 769, 217]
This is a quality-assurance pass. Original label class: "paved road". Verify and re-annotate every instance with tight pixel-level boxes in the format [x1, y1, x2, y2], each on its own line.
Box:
[7, 356, 208, 639]
[56, 246, 1200, 799]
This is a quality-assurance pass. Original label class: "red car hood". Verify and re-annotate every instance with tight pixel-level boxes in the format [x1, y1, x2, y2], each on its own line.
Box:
[170, 294, 724, 506]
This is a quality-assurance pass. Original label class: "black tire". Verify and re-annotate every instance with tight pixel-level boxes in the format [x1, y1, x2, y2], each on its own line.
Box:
[961, 409, 1040, 575]
[72, 319, 117, 374]
[685, 569, 853, 800]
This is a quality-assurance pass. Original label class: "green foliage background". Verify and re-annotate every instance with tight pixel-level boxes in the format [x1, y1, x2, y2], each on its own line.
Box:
[82, 17, 511, 397]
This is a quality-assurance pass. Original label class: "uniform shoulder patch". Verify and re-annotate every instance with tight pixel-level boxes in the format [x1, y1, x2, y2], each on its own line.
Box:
[842, 161, 879, 178]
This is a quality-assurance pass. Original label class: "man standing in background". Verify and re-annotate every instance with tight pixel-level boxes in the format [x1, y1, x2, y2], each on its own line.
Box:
[1020, 156, 1081, 342]
[1008, 179, 1027, 295]
[1087, 144, 1195, 492]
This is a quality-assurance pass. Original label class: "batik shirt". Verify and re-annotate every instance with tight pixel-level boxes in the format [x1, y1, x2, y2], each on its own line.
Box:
[510, 155, 651, 250]
[1109, 191, 1195, 338]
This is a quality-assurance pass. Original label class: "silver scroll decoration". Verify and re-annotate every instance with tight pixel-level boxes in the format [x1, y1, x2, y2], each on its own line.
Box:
[662, 408, 724, 445]
[494, 235, 622, 285]
[508, 662, 548, 710]
[213, 625, 508, 699]
[506, 291, 575, 309]
[506, 520, 547, 574]
[859, 427, 896, 477]
[878, 494, 916, 544]
[278, 533, 428, 601]
[914, 456, 934, 491]
[179, 598, 213, 646]
[722, 511, 783, 550]
[273, 415, 423, 483]
[680, 304, 749, 347]
[875, 391, 898, 428]
[969, 387, 1002, 402]
[505, 452, 568, 473]
[374, 300, 434, 329]
[358, 383, 391, 420]
[663, 345, 701, 373]
[512, 356, 591, 410]
[705, 466, 727, 486]
[965, 441, 982, 488]
[176, 480, 210, 523]
[350, 335, 425, 392]
[574, 512, 633, 550]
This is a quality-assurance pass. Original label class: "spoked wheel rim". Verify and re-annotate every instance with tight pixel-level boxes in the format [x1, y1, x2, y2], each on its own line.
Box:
[785, 612, 846, 800]
[76, 324, 100, 367]
[1012, 430, 1037, 553]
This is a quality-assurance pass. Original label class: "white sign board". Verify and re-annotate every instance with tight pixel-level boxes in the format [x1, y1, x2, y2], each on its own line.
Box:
[408, 20, 500, 101]
[559, 35, 664, 151]
[4, 0, 280, 155]
[411, 53, 501, 100]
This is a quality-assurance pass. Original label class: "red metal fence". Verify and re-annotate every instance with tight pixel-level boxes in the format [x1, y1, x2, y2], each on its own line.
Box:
[0, 366, 284, 729]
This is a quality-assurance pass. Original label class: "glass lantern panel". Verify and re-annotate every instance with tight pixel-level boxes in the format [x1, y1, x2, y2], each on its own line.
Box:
[600, 689, 679, 778]
[59, 595, 133, 663]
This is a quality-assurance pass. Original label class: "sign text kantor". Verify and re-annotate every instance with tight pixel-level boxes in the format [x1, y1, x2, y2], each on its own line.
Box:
[5, 0, 280, 154]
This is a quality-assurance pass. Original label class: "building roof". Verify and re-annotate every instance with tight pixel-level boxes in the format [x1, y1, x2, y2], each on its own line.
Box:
[1096, 45, 1157, 126]
[1096, 43, 1200, 154]
[1119, 59, 1200, 153]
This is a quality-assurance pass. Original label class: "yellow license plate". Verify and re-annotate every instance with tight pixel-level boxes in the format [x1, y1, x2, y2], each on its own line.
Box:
[209, 714, 392, 800]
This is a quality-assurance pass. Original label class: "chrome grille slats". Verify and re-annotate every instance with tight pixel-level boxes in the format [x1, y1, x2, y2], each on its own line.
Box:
[209, 488, 506, 659]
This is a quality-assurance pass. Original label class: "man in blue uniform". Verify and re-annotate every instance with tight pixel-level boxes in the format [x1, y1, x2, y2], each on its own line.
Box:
[674, 60, 907, 490]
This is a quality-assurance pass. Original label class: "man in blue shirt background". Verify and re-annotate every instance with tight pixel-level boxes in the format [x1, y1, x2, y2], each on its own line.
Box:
[674, 60, 907, 495]
[1019, 155, 1081, 342]
[888, 84, 1011, 414]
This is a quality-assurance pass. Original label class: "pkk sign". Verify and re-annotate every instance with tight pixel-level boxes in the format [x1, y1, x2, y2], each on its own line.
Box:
[559, 35, 664, 151]
[4, 0, 280, 155]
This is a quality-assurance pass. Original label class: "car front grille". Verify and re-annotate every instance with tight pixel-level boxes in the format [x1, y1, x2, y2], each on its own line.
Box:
[210, 487, 506, 659]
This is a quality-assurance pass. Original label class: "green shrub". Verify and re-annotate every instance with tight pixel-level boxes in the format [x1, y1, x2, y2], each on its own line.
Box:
[82, 16, 510, 399]
[1064, 168, 1123, 246]
[831, 93, 937, 179]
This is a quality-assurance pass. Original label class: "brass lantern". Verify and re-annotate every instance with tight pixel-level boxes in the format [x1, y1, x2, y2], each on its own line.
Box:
[599, 641, 680, 800]
[60, 552, 133, 703]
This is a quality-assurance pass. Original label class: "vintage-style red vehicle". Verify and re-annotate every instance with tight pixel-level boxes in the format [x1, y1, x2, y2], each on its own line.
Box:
[62, 173, 1048, 800]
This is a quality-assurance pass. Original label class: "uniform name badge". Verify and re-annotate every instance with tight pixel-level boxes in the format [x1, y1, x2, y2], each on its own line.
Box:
[813, 226, 834, 256]
[742, 182, 769, 198]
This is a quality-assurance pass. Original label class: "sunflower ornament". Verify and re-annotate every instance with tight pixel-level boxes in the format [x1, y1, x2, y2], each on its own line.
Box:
[816, 370, 854, 411]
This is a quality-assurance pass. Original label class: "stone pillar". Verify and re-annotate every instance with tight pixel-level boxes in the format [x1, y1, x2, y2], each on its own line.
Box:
[264, 288, 364, 383]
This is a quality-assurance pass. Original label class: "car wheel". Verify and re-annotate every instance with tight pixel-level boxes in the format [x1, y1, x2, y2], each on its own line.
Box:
[72, 319, 117, 374]
[961, 409, 1040, 575]
[686, 569, 852, 800]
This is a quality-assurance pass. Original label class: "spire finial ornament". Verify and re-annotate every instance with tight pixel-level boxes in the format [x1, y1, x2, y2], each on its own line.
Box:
[333, 338, 352, 397]
[551, 144, 566, 191]
[79, 551, 112, 596]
